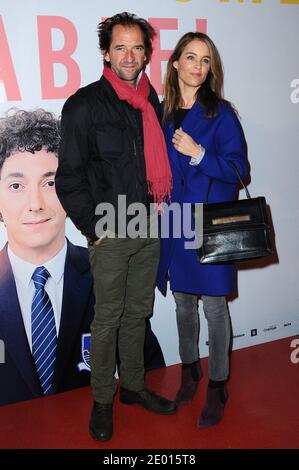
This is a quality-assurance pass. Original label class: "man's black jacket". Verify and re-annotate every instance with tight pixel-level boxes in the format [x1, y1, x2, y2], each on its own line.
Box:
[55, 76, 162, 242]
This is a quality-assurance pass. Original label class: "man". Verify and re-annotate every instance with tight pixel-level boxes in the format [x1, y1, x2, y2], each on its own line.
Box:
[0, 109, 94, 406]
[0, 109, 165, 407]
[55, 12, 176, 442]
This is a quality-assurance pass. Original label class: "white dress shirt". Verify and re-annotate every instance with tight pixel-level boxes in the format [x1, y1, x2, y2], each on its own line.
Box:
[8, 242, 67, 351]
[189, 146, 206, 166]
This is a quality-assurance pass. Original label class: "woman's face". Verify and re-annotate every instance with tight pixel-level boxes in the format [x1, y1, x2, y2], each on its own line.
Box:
[173, 40, 211, 91]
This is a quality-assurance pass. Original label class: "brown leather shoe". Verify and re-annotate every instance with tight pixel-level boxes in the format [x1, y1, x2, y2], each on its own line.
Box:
[198, 384, 228, 428]
[119, 387, 177, 414]
[89, 402, 113, 441]
[175, 361, 203, 405]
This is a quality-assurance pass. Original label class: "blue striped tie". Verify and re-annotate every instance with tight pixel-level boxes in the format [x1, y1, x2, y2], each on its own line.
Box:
[31, 266, 57, 395]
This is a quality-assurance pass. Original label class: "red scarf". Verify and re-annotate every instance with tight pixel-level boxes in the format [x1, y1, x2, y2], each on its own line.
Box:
[103, 65, 172, 203]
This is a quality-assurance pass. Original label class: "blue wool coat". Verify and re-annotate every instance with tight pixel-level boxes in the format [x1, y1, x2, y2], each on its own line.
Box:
[156, 102, 249, 296]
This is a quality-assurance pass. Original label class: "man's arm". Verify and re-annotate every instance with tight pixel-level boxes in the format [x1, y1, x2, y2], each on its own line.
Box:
[55, 96, 99, 242]
[149, 85, 163, 124]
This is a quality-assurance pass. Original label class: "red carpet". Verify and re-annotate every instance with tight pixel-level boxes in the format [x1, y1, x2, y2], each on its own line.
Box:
[0, 336, 298, 449]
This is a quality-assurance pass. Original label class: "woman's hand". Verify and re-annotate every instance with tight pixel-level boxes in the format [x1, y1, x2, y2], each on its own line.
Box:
[172, 127, 202, 160]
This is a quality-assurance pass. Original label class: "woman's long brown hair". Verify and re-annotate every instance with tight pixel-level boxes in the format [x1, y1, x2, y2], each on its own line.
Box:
[163, 32, 232, 122]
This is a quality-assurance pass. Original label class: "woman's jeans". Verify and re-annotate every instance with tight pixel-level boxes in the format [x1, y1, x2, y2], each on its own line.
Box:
[173, 292, 231, 381]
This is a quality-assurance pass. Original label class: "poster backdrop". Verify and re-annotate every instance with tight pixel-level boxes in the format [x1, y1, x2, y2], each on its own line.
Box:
[1, 0, 298, 365]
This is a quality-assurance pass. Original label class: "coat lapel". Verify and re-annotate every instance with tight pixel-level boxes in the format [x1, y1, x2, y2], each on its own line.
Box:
[180, 102, 205, 139]
[0, 245, 42, 396]
[163, 120, 184, 176]
[164, 102, 206, 176]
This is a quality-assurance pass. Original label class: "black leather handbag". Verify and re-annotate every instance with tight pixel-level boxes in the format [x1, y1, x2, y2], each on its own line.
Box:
[197, 162, 272, 264]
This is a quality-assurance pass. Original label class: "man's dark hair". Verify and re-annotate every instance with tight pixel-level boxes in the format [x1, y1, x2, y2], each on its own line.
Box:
[97, 12, 155, 66]
[0, 109, 60, 172]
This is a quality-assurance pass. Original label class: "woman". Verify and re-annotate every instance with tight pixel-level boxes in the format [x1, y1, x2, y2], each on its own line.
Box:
[157, 32, 249, 428]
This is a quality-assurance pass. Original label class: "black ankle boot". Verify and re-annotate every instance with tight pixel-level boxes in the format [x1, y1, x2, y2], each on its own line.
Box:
[175, 360, 203, 405]
[120, 387, 177, 414]
[89, 401, 113, 441]
[198, 381, 228, 428]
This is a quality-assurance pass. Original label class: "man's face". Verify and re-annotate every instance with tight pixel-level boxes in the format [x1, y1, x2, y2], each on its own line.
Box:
[0, 150, 66, 261]
[104, 24, 146, 86]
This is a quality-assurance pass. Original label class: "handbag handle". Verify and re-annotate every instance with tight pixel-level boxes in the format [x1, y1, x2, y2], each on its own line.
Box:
[204, 161, 251, 204]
